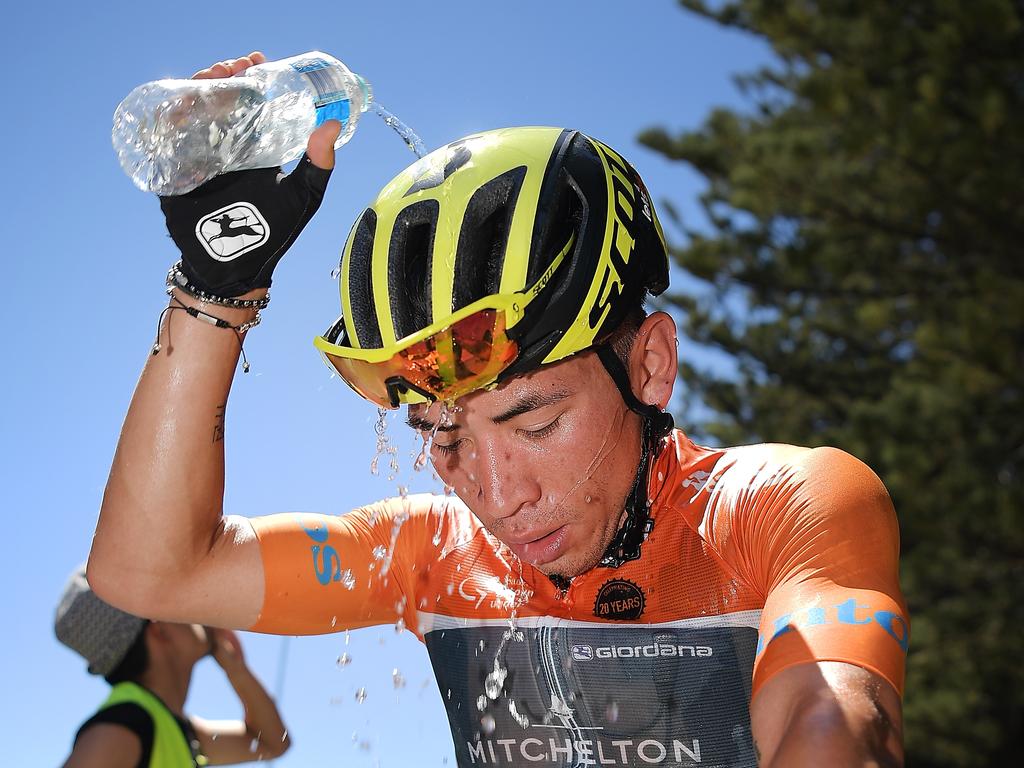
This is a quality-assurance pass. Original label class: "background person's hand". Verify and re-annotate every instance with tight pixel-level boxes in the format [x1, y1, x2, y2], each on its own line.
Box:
[159, 51, 341, 297]
[208, 627, 247, 673]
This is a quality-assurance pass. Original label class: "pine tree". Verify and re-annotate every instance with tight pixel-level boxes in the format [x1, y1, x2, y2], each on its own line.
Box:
[643, 2, 1024, 764]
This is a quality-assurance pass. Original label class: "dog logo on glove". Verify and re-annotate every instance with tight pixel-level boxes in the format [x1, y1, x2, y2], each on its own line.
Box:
[195, 202, 270, 261]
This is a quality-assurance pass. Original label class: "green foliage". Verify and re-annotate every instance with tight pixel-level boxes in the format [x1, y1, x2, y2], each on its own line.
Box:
[644, 2, 1024, 764]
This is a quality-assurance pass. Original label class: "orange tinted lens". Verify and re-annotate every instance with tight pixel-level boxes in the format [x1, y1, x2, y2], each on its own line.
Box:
[324, 309, 519, 408]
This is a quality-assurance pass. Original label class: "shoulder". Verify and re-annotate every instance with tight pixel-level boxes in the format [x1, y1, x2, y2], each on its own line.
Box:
[714, 443, 890, 507]
[68, 704, 150, 768]
[703, 443, 897, 565]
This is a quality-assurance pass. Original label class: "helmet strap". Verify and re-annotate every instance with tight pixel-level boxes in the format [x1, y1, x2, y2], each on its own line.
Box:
[593, 345, 674, 568]
[594, 345, 675, 442]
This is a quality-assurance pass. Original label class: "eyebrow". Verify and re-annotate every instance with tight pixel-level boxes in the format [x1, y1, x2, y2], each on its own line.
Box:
[405, 389, 572, 433]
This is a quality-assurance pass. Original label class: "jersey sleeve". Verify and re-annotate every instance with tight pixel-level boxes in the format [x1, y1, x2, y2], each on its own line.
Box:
[249, 494, 441, 635]
[709, 446, 909, 698]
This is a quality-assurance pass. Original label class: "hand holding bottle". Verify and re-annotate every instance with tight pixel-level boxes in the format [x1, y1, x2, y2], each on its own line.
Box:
[157, 52, 341, 297]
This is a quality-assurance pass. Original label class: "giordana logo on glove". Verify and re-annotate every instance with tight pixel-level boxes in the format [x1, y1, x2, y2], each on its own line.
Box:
[160, 156, 332, 297]
[195, 202, 271, 261]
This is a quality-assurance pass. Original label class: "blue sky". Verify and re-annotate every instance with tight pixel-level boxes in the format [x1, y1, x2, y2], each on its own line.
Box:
[0, 1, 770, 763]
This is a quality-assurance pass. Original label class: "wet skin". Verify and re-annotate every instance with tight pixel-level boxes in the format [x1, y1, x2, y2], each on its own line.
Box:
[409, 350, 645, 579]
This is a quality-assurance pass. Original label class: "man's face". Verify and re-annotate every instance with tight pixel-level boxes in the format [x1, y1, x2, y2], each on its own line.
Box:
[409, 351, 642, 579]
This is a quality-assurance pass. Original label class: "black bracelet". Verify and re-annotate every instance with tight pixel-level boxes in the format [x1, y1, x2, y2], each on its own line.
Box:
[165, 262, 272, 310]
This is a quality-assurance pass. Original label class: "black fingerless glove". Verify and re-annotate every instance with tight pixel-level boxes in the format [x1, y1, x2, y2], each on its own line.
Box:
[159, 155, 332, 296]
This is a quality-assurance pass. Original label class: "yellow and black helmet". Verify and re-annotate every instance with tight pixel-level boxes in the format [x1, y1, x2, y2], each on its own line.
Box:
[318, 126, 669, 407]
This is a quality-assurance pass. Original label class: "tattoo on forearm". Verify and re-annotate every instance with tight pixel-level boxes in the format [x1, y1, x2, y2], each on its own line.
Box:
[213, 404, 226, 443]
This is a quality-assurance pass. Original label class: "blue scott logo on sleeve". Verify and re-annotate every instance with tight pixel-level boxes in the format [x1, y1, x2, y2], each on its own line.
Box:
[195, 202, 270, 261]
[756, 597, 910, 656]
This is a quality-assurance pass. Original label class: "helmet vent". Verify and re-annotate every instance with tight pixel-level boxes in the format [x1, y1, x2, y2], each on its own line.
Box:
[453, 167, 527, 312]
[388, 200, 439, 340]
[346, 209, 382, 348]
[527, 173, 584, 288]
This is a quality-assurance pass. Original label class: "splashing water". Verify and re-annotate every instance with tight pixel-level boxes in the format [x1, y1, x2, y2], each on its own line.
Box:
[373, 103, 428, 158]
[432, 496, 450, 547]
[369, 408, 389, 476]
[508, 698, 530, 729]
[484, 657, 508, 700]
[340, 569, 356, 591]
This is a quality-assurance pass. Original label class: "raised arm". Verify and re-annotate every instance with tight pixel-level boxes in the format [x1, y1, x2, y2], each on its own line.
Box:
[88, 53, 340, 629]
[190, 629, 292, 764]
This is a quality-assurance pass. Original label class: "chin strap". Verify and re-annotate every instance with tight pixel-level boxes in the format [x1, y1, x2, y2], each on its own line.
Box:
[595, 345, 674, 568]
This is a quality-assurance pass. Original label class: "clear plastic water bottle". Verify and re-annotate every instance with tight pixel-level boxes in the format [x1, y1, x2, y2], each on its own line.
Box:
[113, 51, 373, 196]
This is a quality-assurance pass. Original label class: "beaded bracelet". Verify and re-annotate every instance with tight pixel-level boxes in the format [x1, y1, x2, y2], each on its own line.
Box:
[165, 261, 271, 310]
[152, 295, 260, 373]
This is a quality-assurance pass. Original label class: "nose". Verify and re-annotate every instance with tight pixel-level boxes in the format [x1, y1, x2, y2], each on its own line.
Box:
[467, 435, 539, 521]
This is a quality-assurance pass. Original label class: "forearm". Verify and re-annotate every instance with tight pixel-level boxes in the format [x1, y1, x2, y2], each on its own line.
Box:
[759, 686, 903, 768]
[761, 704, 901, 767]
[89, 289, 259, 615]
[225, 664, 290, 754]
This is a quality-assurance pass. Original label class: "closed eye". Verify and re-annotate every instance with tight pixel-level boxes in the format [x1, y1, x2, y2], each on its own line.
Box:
[519, 414, 563, 440]
[432, 438, 465, 457]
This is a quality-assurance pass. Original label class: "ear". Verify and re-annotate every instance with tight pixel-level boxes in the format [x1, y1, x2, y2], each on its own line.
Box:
[628, 311, 677, 409]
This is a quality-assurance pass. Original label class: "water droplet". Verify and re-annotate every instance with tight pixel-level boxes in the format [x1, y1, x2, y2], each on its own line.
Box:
[446, 582, 455, 595]
[340, 569, 356, 590]
[372, 544, 387, 560]
[330, 265, 341, 280]
[509, 698, 530, 729]
[336, 652, 352, 667]
[658, 471, 664, 482]
[480, 714, 496, 734]
[398, 484, 409, 498]
[605, 701, 620, 723]
[585, 494, 592, 503]
[392, 668, 406, 688]
[484, 658, 508, 700]
[476, 694, 487, 711]
[394, 617, 405, 633]
[355, 687, 367, 703]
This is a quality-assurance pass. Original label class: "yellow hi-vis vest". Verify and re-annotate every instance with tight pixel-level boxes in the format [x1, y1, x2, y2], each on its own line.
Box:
[99, 682, 206, 767]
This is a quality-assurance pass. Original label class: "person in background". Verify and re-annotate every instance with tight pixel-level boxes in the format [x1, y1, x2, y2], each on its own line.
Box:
[55, 565, 290, 767]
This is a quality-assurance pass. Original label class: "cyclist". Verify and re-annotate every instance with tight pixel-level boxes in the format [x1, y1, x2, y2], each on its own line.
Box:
[89, 53, 907, 767]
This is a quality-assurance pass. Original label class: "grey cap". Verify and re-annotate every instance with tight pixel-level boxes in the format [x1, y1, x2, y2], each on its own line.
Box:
[54, 564, 147, 677]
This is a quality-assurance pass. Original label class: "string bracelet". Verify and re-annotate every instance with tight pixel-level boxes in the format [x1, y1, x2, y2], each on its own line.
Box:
[151, 295, 260, 373]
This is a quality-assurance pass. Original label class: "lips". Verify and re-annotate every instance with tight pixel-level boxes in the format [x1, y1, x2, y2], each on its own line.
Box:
[505, 525, 569, 566]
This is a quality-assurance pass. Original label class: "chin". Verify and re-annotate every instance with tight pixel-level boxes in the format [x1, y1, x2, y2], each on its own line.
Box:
[536, 550, 602, 581]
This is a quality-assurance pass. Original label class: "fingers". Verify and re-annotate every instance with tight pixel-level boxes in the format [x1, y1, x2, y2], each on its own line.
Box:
[306, 120, 342, 170]
[192, 51, 266, 80]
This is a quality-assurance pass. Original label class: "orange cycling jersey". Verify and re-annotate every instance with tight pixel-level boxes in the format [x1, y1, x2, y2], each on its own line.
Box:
[252, 432, 908, 768]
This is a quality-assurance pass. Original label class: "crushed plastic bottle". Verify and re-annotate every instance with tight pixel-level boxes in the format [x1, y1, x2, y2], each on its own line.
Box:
[113, 51, 372, 195]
